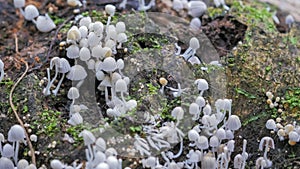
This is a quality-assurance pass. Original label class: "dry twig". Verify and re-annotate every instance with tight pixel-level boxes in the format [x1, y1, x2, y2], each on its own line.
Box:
[10, 34, 36, 165]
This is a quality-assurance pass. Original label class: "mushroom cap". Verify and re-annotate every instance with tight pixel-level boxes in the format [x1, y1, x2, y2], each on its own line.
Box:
[105, 147, 118, 156]
[190, 17, 202, 30]
[259, 136, 275, 151]
[265, 119, 276, 130]
[79, 47, 91, 61]
[96, 163, 110, 169]
[101, 57, 117, 72]
[100, 47, 112, 58]
[196, 135, 209, 149]
[105, 4, 116, 16]
[288, 131, 299, 142]
[225, 129, 234, 140]
[96, 70, 105, 81]
[171, 106, 184, 120]
[233, 154, 243, 168]
[95, 137, 106, 152]
[116, 59, 124, 70]
[209, 135, 219, 148]
[106, 156, 119, 169]
[79, 17, 92, 27]
[189, 37, 200, 50]
[117, 33, 127, 43]
[67, 87, 80, 100]
[115, 79, 127, 92]
[24, 5, 39, 21]
[57, 58, 71, 73]
[194, 79, 208, 91]
[17, 159, 29, 169]
[36, 14, 56, 32]
[188, 1, 207, 18]
[116, 22, 126, 33]
[173, 0, 184, 12]
[203, 103, 211, 115]
[67, 26, 81, 41]
[285, 14, 295, 25]
[226, 115, 241, 131]
[14, 0, 25, 8]
[195, 96, 205, 107]
[2, 143, 14, 158]
[87, 59, 95, 70]
[189, 103, 200, 115]
[93, 21, 104, 36]
[92, 45, 103, 58]
[188, 129, 200, 141]
[88, 32, 101, 47]
[111, 72, 122, 84]
[145, 156, 156, 168]
[50, 159, 64, 169]
[0, 157, 14, 169]
[126, 100, 137, 110]
[66, 65, 87, 81]
[79, 38, 88, 48]
[105, 39, 116, 49]
[79, 130, 96, 146]
[227, 140, 235, 152]
[66, 45, 80, 59]
[68, 112, 83, 126]
[8, 124, 25, 142]
[79, 26, 88, 38]
[216, 128, 226, 140]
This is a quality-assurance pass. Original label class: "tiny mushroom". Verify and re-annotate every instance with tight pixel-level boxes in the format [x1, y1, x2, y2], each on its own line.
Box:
[259, 136, 275, 168]
[171, 106, 184, 125]
[8, 124, 26, 164]
[181, 37, 200, 61]
[79, 130, 96, 161]
[35, 14, 56, 32]
[105, 4, 116, 31]
[194, 79, 208, 96]
[17, 159, 29, 169]
[66, 65, 87, 88]
[188, 1, 207, 18]
[190, 17, 202, 30]
[24, 5, 39, 22]
[0, 157, 15, 169]
[266, 119, 277, 132]
[67, 87, 80, 105]
[189, 103, 200, 120]
[115, 78, 128, 103]
[285, 14, 295, 29]
[52, 58, 71, 96]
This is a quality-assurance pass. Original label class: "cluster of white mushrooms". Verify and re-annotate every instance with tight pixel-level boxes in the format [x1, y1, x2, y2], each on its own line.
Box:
[0, 125, 38, 169]
[13, 0, 56, 32]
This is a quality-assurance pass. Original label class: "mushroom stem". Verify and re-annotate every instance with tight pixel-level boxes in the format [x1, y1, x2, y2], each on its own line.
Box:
[13, 140, 19, 165]
[171, 139, 183, 159]
[105, 86, 109, 103]
[263, 141, 269, 161]
[19, 8, 25, 17]
[76, 79, 84, 89]
[0, 69, 4, 82]
[120, 92, 126, 104]
[106, 16, 112, 33]
[48, 66, 59, 95]
[43, 68, 51, 95]
[175, 43, 181, 55]
[52, 73, 65, 96]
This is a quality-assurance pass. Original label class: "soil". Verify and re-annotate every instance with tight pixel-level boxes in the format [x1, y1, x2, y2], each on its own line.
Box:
[0, 0, 299, 168]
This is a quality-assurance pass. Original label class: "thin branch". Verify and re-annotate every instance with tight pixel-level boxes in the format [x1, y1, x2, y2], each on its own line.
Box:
[11, 33, 36, 165]
[9, 59, 36, 165]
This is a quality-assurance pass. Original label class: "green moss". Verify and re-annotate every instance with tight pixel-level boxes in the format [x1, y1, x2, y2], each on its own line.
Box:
[230, 0, 277, 33]
[32, 110, 62, 137]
